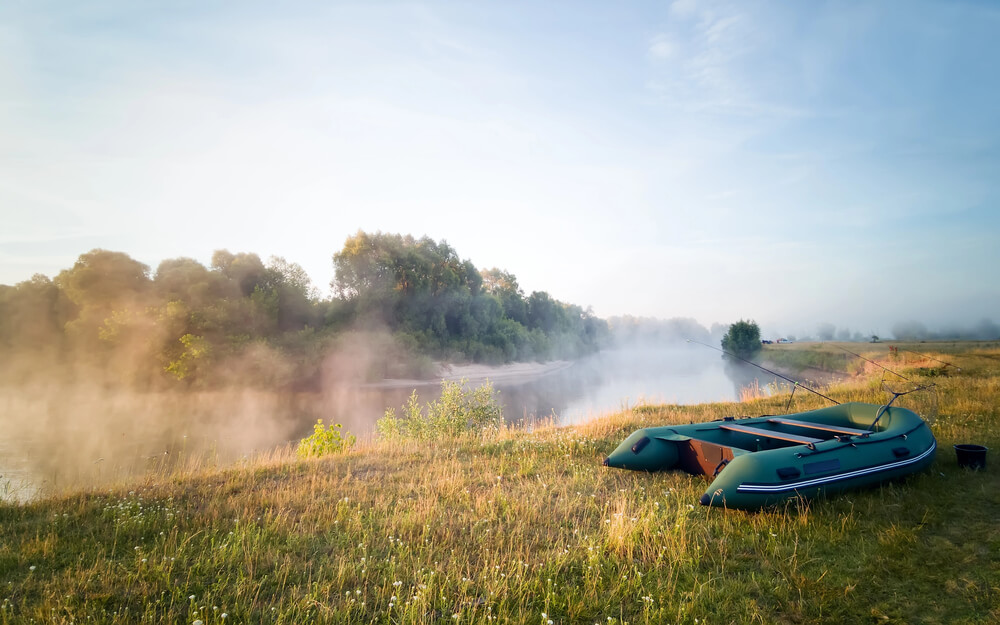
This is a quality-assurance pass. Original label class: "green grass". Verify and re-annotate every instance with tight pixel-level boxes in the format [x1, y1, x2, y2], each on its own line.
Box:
[2, 344, 1000, 623]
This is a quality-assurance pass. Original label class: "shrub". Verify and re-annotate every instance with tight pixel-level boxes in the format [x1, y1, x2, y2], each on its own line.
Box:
[297, 419, 356, 458]
[376, 378, 503, 441]
[721, 319, 762, 360]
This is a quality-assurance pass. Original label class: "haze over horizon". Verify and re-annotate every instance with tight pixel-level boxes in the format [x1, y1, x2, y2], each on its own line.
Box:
[2, 1, 998, 338]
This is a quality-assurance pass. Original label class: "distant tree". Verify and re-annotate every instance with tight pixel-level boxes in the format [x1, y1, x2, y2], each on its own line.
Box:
[0, 274, 70, 351]
[607, 316, 712, 345]
[816, 322, 836, 341]
[721, 319, 762, 360]
[892, 320, 929, 341]
[0, 234, 611, 387]
[973, 318, 1000, 340]
[526, 291, 563, 334]
[481, 268, 528, 325]
[265, 256, 319, 331]
[55, 249, 152, 345]
[154, 257, 225, 308]
[211, 250, 268, 297]
[329, 231, 607, 363]
[56, 249, 151, 312]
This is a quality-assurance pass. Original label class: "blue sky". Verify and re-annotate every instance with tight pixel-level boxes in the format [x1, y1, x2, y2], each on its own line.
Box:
[2, 0, 998, 337]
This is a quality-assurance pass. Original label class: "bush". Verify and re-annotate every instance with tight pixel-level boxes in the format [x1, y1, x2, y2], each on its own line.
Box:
[297, 419, 356, 458]
[721, 319, 762, 360]
[376, 378, 503, 441]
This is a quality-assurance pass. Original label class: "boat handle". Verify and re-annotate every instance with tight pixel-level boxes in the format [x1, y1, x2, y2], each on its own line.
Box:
[713, 459, 729, 476]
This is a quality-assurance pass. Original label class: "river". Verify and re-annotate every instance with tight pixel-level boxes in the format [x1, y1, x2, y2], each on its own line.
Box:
[0, 345, 780, 501]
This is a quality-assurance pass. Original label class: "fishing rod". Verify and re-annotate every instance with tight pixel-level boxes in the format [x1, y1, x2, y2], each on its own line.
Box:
[894, 346, 962, 371]
[868, 380, 938, 432]
[686, 339, 840, 405]
[833, 344, 911, 382]
[830, 345, 943, 431]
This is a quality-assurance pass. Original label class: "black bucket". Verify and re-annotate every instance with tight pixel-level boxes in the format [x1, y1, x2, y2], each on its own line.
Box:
[954, 444, 988, 470]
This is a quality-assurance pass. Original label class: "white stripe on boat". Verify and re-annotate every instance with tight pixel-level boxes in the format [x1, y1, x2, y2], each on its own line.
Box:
[736, 441, 936, 494]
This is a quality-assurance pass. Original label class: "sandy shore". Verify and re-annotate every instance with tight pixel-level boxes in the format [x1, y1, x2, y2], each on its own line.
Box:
[364, 360, 574, 389]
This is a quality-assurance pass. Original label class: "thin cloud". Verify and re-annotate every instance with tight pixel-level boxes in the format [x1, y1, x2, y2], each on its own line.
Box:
[669, 0, 700, 19]
[647, 34, 675, 60]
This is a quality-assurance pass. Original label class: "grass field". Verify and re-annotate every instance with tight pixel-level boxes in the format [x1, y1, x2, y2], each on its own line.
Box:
[1, 343, 998, 624]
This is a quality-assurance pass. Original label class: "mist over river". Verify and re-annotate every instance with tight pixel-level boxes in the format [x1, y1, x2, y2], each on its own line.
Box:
[0, 345, 782, 501]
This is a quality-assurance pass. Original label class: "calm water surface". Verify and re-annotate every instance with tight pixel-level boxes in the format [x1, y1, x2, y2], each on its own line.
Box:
[0, 346, 779, 500]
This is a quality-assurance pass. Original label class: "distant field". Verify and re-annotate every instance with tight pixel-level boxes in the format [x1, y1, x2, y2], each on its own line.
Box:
[762, 340, 1000, 377]
[1, 343, 998, 624]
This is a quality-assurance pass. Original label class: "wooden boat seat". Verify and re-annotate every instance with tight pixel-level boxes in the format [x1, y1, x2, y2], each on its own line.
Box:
[719, 423, 822, 445]
[767, 417, 870, 436]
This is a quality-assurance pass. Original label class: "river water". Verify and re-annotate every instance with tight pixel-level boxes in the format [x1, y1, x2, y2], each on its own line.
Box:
[0, 345, 778, 501]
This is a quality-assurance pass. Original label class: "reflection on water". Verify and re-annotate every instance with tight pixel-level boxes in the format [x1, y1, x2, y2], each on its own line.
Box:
[0, 345, 780, 500]
[507, 346, 781, 424]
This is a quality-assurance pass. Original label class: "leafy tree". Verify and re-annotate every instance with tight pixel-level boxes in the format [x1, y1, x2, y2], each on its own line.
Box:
[526, 291, 563, 334]
[164, 333, 212, 381]
[55, 249, 153, 349]
[154, 257, 223, 307]
[481, 268, 528, 325]
[0, 232, 611, 388]
[0, 274, 70, 351]
[56, 249, 151, 311]
[211, 250, 268, 297]
[265, 255, 319, 331]
[721, 319, 762, 360]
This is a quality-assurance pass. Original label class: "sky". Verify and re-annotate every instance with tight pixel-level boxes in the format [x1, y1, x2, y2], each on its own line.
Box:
[2, 0, 998, 338]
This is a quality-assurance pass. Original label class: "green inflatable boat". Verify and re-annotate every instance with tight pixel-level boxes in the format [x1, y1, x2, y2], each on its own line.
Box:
[603, 402, 936, 510]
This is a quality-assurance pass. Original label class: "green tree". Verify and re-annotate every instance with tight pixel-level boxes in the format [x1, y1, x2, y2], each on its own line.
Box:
[481, 268, 528, 325]
[0, 274, 70, 351]
[153, 257, 221, 306]
[721, 319, 762, 360]
[265, 255, 319, 331]
[211, 250, 268, 297]
[329, 230, 610, 363]
[55, 249, 153, 348]
[332, 232, 486, 348]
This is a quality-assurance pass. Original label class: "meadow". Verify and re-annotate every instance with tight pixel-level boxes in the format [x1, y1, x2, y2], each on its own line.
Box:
[1, 342, 998, 624]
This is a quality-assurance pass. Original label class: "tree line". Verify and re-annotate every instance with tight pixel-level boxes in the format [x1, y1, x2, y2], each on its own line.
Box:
[0, 231, 609, 389]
